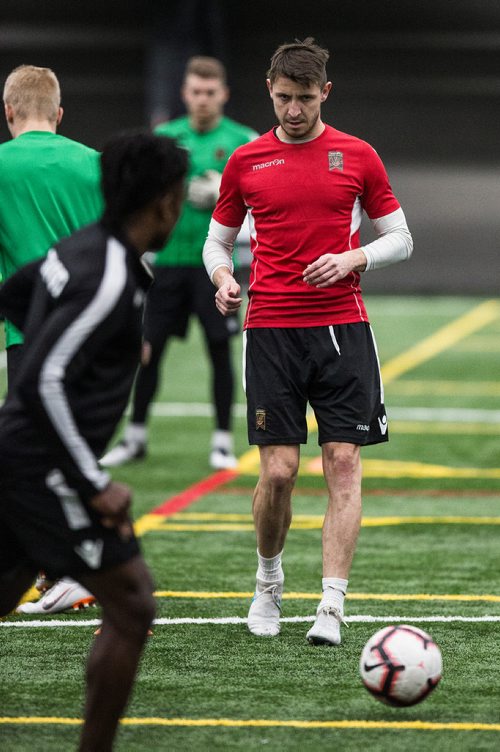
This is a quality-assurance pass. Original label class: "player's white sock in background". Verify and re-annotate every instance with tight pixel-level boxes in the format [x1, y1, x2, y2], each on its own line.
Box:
[124, 423, 147, 446]
[210, 430, 237, 469]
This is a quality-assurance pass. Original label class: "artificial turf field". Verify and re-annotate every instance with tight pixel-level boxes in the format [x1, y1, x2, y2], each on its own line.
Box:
[1, 294, 500, 751]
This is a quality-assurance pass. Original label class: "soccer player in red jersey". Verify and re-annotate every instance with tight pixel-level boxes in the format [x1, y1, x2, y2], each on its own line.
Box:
[203, 38, 413, 645]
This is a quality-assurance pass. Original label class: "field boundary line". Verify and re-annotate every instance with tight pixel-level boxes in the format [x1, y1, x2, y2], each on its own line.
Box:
[0, 715, 500, 731]
[3, 614, 500, 629]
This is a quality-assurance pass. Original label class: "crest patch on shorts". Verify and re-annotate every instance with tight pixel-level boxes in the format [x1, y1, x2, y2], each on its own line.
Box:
[256, 409, 266, 430]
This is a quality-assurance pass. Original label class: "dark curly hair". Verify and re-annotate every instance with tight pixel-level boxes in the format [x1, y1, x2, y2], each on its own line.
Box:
[100, 130, 188, 228]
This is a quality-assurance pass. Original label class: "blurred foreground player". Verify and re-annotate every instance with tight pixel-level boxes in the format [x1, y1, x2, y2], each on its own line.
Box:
[0, 132, 188, 751]
[1, 63, 104, 612]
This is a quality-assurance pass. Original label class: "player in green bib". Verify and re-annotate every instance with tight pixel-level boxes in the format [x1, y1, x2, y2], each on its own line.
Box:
[0, 65, 103, 384]
[101, 56, 257, 470]
[0, 64, 103, 615]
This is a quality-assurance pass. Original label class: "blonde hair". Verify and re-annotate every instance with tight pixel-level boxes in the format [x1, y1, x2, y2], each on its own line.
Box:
[3, 64, 61, 122]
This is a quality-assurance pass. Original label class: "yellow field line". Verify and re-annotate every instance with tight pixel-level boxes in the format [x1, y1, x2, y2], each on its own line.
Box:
[1, 716, 499, 731]
[380, 299, 500, 385]
[140, 514, 500, 533]
[166, 512, 500, 525]
[361, 460, 500, 479]
[152, 590, 500, 603]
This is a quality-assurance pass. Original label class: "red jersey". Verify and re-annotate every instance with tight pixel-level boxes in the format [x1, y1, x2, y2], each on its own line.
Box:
[212, 125, 400, 328]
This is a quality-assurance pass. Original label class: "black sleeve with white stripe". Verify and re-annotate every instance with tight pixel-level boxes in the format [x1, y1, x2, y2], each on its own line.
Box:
[16, 228, 138, 501]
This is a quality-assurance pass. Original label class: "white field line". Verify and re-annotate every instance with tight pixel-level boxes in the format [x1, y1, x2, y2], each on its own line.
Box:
[0, 394, 497, 423]
[3, 614, 500, 628]
[147, 403, 500, 423]
[0, 351, 5, 370]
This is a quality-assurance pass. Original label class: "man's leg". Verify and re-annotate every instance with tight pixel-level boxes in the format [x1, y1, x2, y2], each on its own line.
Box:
[307, 441, 362, 646]
[206, 337, 237, 469]
[0, 564, 37, 616]
[248, 444, 299, 637]
[100, 335, 170, 467]
[77, 555, 156, 752]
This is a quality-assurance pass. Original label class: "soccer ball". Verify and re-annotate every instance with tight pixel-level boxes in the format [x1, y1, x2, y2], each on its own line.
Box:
[359, 624, 442, 707]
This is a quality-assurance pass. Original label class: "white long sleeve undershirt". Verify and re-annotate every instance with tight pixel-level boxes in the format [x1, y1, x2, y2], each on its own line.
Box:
[203, 207, 413, 282]
[203, 219, 240, 282]
[361, 207, 413, 270]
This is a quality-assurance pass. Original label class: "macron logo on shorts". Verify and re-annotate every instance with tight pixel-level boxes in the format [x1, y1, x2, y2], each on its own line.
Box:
[378, 415, 388, 435]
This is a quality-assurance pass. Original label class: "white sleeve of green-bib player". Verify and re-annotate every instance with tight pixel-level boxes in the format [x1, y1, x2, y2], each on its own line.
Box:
[203, 218, 241, 282]
[361, 208, 413, 271]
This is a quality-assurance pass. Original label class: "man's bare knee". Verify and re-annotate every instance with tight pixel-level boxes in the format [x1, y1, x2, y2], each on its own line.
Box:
[261, 450, 299, 494]
[101, 587, 156, 642]
[123, 588, 156, 637]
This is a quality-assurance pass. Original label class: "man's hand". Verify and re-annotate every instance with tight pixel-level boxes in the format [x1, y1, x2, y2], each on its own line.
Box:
[303, 249, 367, 288]
[90, 481, 133, 539]
[212, 268, 242, 316]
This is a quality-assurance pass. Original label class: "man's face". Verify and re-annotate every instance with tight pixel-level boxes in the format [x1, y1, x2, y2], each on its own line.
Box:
[182, 74, 228, 130]
[267, 76, 331, 141]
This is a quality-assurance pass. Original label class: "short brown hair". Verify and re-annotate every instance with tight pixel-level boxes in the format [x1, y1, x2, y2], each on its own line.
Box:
[3, 64, 61, 122]
[267, 37, 329, 88]
[184, 56, 227, 85]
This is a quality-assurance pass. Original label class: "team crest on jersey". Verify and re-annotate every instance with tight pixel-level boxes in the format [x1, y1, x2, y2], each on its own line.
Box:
[256, 409, 266, 430]
[215, 148, 226, 160]
[328, 151, 344, 171]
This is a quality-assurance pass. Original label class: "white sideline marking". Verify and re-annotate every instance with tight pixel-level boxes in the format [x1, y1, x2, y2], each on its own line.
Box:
[147, 403, 500, 423]
[0, 395, 498, 422]
[3, 614, 500, 628]
[0, 351, 5, 370]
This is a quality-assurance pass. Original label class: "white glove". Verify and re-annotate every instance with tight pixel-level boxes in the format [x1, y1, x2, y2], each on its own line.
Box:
[187, 169, 222, 210]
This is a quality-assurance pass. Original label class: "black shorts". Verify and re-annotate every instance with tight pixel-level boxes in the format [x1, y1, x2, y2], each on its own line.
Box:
[0, 463, 140, 580]
[143, 266, 239, 345]
[244, 323, 388, 446]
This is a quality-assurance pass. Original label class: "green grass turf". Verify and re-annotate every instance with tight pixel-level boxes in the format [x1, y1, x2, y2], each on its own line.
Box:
[1, 296, 500, 751]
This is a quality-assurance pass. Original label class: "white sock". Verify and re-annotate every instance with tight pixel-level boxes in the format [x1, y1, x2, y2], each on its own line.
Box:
[211, 430, 233, 451]
[124, 423, 147, 445]
[256, 549, 284, 585]
[320, 577, 348, 613]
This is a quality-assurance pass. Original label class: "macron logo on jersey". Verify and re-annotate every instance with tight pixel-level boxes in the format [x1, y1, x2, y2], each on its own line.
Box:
[40, 249, 69, 298]
[252, 158, 285, 171]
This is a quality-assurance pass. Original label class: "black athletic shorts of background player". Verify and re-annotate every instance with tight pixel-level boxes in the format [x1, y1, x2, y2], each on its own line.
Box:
[244, 322, 389, 446]
[0, 463, 140, 580]
[143, 266, 239, 345]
